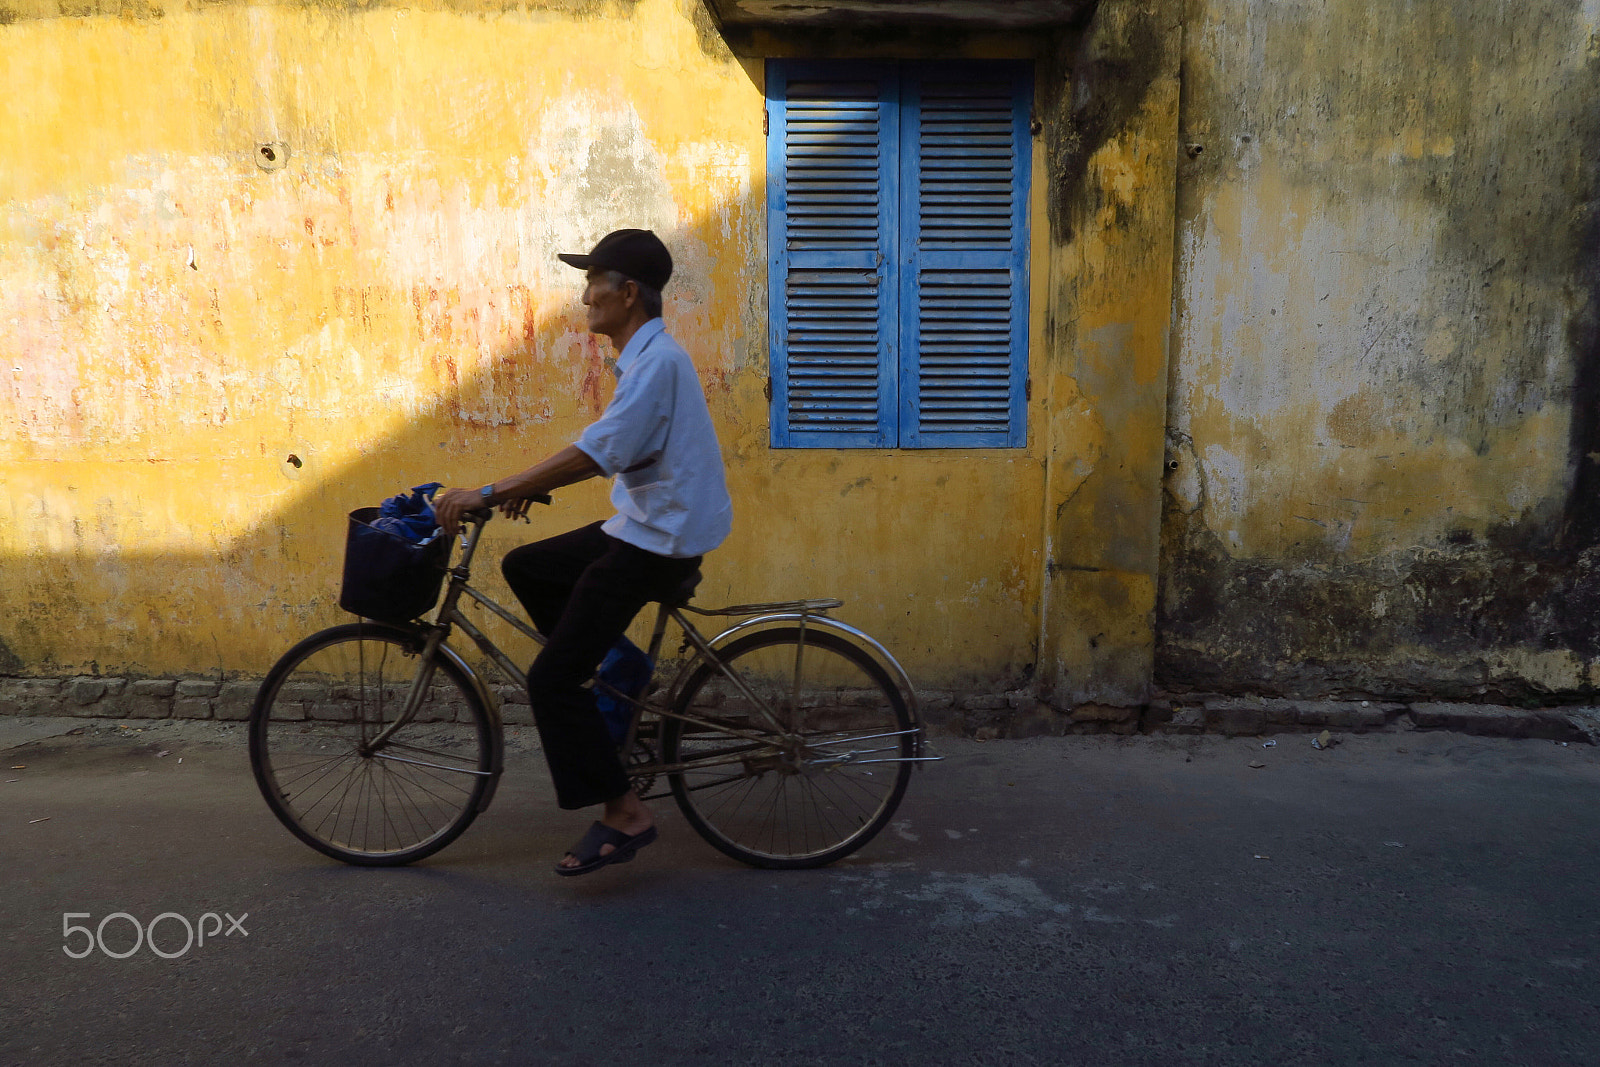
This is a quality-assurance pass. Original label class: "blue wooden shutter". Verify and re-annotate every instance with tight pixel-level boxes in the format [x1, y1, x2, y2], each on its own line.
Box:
[898, 63, 1031, 448]
[768, 63, 899, 448]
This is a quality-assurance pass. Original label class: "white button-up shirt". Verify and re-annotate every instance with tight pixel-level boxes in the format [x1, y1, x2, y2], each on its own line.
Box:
[575, 318, 733, 558]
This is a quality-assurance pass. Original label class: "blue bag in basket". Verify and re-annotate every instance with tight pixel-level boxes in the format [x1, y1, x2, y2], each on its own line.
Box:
[339, 483, 451, 623]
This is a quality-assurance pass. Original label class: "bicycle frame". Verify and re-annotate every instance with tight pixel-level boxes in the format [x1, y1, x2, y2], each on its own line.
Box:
[373, 511, 934, 807]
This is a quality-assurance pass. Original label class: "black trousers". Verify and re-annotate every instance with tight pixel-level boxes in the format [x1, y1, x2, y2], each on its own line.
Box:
[501, 522, 701, 810]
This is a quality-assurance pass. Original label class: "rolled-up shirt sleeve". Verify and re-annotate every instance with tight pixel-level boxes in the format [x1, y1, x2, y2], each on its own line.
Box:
[575, 359, 672, 477]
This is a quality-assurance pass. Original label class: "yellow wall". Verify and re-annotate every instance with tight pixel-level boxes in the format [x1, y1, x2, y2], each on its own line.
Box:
[0, 0, 1057, 689]
[1036, 2, 1181, 705]
[1160, 0, 1600, 699]
[19, 0, 1591, 708]
[1171, 0, 1587, 558]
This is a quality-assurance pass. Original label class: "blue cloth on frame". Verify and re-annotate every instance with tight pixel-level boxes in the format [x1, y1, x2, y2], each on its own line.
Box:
[595, 636, 653, 743]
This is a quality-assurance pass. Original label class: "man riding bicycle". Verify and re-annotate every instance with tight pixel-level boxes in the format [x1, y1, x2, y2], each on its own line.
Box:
[433, 228, 732, 876]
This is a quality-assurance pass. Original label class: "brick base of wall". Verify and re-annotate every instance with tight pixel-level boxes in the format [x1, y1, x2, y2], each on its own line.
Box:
[915, 690, 1599, 744]
[2, 676, 1595, 744]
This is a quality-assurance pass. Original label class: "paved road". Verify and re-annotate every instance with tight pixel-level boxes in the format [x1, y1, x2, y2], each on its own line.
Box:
[3, 717, 1598, 1066]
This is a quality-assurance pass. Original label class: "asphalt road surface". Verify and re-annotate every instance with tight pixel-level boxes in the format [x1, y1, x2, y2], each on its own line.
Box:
[3, 717, 1598, 1066]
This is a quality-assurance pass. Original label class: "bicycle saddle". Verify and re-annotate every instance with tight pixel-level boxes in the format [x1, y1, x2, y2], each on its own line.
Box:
[664, 569, 701, 607]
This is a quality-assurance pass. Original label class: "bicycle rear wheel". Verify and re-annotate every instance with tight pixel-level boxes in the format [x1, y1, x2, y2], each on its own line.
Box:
[249, 622, 495, 866]
[662, 627, 913, 869]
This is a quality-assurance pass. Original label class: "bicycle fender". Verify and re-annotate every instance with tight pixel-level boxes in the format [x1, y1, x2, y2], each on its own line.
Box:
[698, 612, 924, 755]
[427, 638, 506, 811]
[356, 620, 507, 810]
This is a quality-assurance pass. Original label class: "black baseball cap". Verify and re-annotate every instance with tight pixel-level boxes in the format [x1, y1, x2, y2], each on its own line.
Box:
[558, 228, 673, 291]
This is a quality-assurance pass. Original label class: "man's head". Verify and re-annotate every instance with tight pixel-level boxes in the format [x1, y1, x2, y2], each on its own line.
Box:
[578, 269, 660, 340]
[560, 228, 672, 342]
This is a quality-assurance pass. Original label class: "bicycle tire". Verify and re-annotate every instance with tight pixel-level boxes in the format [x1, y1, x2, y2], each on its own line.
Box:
[662, 627, 913, 869]
[249, 622, 495, 866]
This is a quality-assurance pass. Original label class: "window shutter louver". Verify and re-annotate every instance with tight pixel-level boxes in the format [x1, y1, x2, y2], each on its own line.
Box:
[769, 65, 899, 448]
[769, 60, 1030, 449]
[899, 65, 1031, 448]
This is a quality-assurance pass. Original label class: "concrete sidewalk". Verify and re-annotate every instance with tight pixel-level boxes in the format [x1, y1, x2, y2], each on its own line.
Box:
[3, 719, 1598, 1065]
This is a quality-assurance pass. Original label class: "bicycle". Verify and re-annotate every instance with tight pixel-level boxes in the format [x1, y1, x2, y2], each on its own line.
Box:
[248, 504, 935, 869]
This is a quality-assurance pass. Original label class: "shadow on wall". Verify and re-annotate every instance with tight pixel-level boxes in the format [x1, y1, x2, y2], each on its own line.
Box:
[19, 231, 762, 681]
[2, 53, 770, 679]
[4, 4, 1070, 689]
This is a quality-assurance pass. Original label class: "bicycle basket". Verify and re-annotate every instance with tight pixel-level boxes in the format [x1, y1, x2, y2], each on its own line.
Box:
[338, 506, 451, 623]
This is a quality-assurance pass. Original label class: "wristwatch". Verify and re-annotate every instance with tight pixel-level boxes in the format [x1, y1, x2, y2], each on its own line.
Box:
[478, 484, 495, 503]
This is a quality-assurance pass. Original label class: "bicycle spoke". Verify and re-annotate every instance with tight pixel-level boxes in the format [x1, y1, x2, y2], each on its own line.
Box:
[380, 763, 424, 848]
[272, 750, 362, 798]
[307, 754, 369, 838]
[698, 771, 765, 824]
[386, 760, 449, 846]
[380, 757, 475, 811]
[382, 739, 485, 765]
[665, 627, 913, 868]
[810, 765, 884, 810]
[334, 760, 368, 851]
[793, 776, 849, 845]
[251, 625, 495, 865]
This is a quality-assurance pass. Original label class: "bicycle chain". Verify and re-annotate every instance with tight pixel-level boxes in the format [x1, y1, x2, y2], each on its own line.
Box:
[625, 739, 657, 797]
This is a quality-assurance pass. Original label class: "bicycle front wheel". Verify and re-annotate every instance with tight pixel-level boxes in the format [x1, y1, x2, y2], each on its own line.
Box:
[249, 622, 495, 866]
[662, 627, 913, 869]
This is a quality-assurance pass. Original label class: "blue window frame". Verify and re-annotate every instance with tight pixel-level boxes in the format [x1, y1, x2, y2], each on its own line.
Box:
[767, 59, 1033, 449]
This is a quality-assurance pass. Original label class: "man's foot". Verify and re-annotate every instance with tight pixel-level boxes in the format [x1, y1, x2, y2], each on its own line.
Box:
[554, 821, 658, 877]
[556, 792, 654, 874]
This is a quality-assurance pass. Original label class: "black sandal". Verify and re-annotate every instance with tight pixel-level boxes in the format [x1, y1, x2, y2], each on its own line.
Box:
[555, 821, 658, 877]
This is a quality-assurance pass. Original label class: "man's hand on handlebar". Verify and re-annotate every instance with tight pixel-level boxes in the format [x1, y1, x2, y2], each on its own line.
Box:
[498, 497, 537, 523]
[431, 487, 482, 538]
[432, 447, 596, 536]
[433, 486, 549, 538]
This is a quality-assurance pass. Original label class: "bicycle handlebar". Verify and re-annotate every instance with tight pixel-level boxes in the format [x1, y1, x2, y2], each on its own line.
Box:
[461, 491, 553, 523]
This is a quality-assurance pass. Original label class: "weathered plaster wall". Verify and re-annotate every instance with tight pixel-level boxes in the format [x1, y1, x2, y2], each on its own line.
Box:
[718, 2, 1187, 708]
[1162, 0, 1600, 700]
[1035, 0, 1181, 705]
[0, 0, 1050, 688]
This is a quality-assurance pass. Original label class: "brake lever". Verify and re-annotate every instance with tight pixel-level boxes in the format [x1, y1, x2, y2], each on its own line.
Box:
[505, 492, 553, 523]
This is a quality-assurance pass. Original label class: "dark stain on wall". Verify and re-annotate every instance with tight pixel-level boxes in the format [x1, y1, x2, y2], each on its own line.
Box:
[1196, 4, 1600, 465]
[0, 636, 22, 676]
[1158, 1, 1600, 702]
[1560, 202, 1600, 551]
[1158, 506, 1600, 703]
[1036, 0, 1167, 238]
[686, 0, 739, 63]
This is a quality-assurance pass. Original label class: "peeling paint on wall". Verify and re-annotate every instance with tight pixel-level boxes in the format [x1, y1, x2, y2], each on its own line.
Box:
[1161, 0, 1600, 701]
[11, 0, 1589, 708]
[0, 0, 1048, 689]
[1033, 0, 1180, 705]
